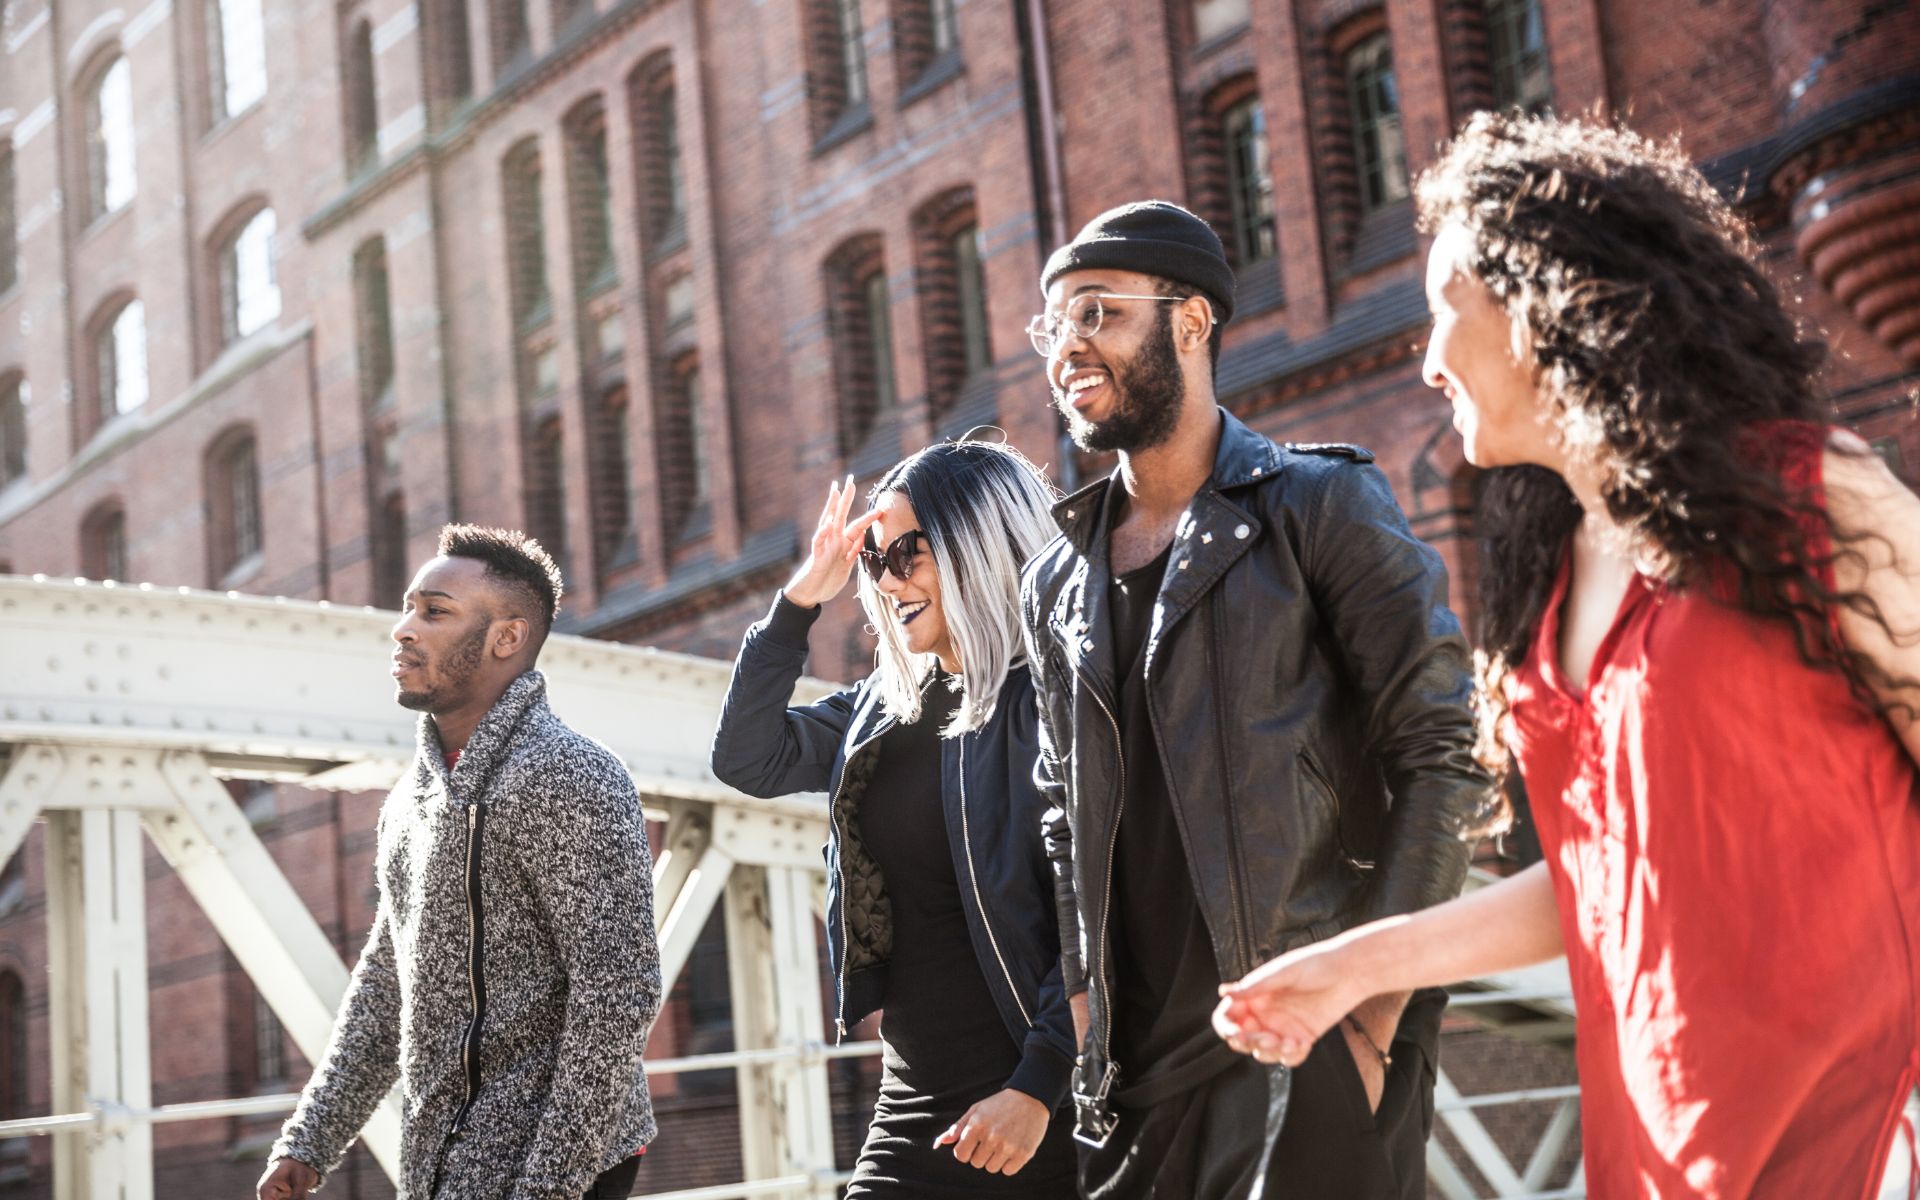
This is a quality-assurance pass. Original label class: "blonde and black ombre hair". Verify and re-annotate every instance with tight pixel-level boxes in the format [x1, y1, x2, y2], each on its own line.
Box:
[856, 439, 1060, 736]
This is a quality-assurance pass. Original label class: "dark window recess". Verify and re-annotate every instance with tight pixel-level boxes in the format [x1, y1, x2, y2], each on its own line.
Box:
[0, 971, 24, 1120]
[825, 236, 895, 456]
[208, 434, 263, 579]
[0, 143, 17, 294]
[344, 20, 378, 175]
[525, 416, 569, 571]
[658, 359, 710, 542]
[82, 504, 128, 582]
[913, 189, 992, 419]
[587, 386, 634, 573]
[566, 102, 617, 293]
[490, 0, 532, 74]
[374, 490, 409, 607]
[354, 238, 396, 405]
[503, 141, 550, 327]
[1346, 34, 1409, 213]
[0, 376, 24, 486]
[805, 0, 869, 136]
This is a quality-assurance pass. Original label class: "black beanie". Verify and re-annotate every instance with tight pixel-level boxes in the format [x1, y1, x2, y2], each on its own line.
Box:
[1041, 200, 1236, 325]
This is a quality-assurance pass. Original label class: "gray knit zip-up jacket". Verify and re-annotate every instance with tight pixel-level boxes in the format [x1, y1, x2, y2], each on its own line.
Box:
[272, 671, 661, 1199]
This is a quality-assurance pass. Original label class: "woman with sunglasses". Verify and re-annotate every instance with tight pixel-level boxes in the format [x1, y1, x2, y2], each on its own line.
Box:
[1214, 111, 1920, 1197]
[712, 440, 1079, 1196]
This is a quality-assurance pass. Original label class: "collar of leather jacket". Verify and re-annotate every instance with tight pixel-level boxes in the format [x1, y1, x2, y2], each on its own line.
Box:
[1047, 407, 1374, 551]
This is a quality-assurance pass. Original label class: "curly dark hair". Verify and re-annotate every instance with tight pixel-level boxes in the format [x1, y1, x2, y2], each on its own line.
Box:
[437, 523, 564, 639]
[1416, 111, 1917, 798]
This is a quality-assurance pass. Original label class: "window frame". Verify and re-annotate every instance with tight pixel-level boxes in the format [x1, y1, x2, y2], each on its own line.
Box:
[1344, 32, 1409, 214]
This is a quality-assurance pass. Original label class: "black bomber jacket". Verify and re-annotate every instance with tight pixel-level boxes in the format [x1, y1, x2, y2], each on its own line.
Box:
[711, 594, 1078, 1108]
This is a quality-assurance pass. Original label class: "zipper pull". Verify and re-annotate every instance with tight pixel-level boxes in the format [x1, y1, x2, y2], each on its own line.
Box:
[834, 1018, 847, 1043]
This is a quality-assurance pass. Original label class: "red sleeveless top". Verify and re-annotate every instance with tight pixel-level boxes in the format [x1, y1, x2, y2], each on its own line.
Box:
[1506, 424, 1920, 1198]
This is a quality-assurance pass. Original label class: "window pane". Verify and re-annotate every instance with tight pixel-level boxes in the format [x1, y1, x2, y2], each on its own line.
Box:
[1223, 97, 1276, 264]
[835, 0, 868, 109]
[863, 271, 895, 412]
[254, 990, 286, 1085]
[112, 301, 149, 415]
[664, 274, 695, 328]
[929, 0, 958, 56]
[953, 225, 990, 375]
[356, 240, 395, 400]
[570, 113, 615, 288]
[219, 0, 268, 115]
[97, 59, 137, 214]
[233, 209, 281, 338]
[1488, 0, 1551, 112]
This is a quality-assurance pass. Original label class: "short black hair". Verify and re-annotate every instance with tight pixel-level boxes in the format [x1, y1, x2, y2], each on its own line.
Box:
[435, 524, 564, 638]
[1153, 276, 1224, 381]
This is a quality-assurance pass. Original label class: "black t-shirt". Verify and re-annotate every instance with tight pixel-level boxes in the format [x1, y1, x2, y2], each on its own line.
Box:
[1106, 544, 1239, 1095]
[857, 677, 1017, 1102]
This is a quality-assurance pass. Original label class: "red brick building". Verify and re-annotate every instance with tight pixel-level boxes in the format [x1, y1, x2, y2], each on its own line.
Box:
[0, 0, 1915, 1190]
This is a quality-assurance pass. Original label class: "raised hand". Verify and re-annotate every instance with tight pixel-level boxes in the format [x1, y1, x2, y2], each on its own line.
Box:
[782, 475, 887, 610]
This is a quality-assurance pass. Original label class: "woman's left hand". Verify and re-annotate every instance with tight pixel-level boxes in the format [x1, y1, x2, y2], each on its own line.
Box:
[934, 1088, 1050, 1174]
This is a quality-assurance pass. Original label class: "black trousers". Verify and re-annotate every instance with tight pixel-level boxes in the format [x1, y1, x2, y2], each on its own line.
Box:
[1080, 989, 1444, 1200]
[581, 1154, 642, 1200]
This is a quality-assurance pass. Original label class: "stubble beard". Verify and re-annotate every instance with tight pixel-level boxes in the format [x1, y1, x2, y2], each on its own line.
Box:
[395, 620, 490, 713]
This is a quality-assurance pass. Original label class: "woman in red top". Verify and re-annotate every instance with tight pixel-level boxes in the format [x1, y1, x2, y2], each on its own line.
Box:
[1213, 111, 1920, 1198]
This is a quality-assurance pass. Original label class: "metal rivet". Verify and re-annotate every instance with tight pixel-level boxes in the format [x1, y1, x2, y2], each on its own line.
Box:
[1252, 467, 1263, 477]
[1066, 509, 1076, 519]
[1178, 559, 1190, 570]
[1201, 532, 1213, 544]
[1234, 524, 1251, 539]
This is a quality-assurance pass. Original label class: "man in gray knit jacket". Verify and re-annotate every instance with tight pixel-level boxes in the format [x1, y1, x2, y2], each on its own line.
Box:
[258, 526, 661, 1200]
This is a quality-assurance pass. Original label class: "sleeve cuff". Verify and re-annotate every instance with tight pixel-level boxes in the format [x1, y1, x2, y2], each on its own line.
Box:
[759, 591, 823, 652]
[1003, 1040, 1075, 1110]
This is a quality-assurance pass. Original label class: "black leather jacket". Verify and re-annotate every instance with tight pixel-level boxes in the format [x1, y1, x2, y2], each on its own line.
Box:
[1020, 409, 1489, 1125]
[710, 594, 1077, 1107]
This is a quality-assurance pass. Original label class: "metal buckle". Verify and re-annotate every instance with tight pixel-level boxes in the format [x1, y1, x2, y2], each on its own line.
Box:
[1071, 1061, 1120, 1149]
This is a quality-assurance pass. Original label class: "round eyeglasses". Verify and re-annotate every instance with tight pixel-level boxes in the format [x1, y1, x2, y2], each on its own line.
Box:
[1025, 292, 1209, 357]
[860, 528, 928, 583]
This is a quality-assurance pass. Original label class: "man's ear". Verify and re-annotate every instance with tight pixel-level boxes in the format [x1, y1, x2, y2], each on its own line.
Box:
[1178, 295, 1214, 354]
[491, 615, 533, 661]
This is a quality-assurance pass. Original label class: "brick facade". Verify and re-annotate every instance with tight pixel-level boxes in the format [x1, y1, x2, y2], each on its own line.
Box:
[0, 0, 1915, 1191]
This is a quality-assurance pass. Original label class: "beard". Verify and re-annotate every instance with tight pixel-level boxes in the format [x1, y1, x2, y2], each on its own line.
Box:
[396, 620, 490, 712]
[1059, 307, 1186, 454]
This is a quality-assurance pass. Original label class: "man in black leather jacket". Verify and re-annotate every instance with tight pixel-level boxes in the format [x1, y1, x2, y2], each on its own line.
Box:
[1019, 201, 1491, 1199]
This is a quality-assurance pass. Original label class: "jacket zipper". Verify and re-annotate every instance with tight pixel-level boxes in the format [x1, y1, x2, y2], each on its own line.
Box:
[1207, 591, 1255, 973]
[1300, 750, 1373, 873]
[829, 769, 852, 1042]
[449, 801, 485, 1136]
[957, 734, 1032, 1027]
[1069, 658, 1127, 1069]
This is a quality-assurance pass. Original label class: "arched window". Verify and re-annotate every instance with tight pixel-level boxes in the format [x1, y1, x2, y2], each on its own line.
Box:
[206, 429, 262, 581]
[426, 0, 474, 107]
[93, 298, 149, 422]
[806, 0, 868, 134]
[585, 385, 632, 572]
[627, 58, 685, 248]
[207, 0, 268, 121]
[87, 55, 138, 219]
[354, 237, 396, 405]
[374, 489, 409, 606]
[218, 207, 280, 343]
[1221, 93, 1276, 266]
[524, 415, 569, 569]
[0, 374, 24, 487]
[913, 188, 990, 418]
[659, 356, 709, 541]
[81, 501, 128, 581]
[825, 235, 895, 455]
[1487, 0, 1551, 112]
[344, 19, 378, 174]
[564, 99, 616, 295]
[1345, 33, 1408, 213]
[503, 140, 550, 327]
